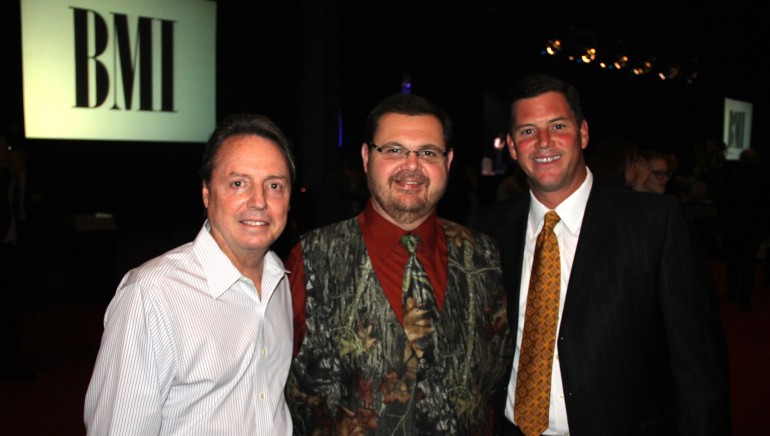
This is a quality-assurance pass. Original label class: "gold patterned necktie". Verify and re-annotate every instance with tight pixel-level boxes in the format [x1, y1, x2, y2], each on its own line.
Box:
[401, 233, 438, 362]
[514, 210, 561, 436]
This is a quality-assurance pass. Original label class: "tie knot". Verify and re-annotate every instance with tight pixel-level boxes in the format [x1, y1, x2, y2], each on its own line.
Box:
[544, 210, 560, 232]
[401, 233, 419, 255]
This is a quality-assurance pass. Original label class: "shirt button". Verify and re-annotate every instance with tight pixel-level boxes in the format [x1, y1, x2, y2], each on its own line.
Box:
[259, 392, 265, 400]
[261, 348, 268, 356]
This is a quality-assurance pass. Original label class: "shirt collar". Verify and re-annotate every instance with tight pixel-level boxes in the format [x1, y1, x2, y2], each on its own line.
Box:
[193, 220, 287, 299]
[528, 167, 593, 236]
[361, 199, 441, 257]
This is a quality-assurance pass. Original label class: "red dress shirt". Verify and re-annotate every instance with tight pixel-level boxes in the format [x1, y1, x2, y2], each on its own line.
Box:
[285, 200, 448, 357]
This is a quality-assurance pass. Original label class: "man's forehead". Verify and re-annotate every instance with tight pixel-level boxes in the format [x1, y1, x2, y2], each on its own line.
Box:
[376, 113, 443, 137]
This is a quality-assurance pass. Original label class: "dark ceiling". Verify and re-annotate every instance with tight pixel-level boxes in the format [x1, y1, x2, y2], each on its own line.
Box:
[212, 2, 769, 152]
[3, 1, 766, 140]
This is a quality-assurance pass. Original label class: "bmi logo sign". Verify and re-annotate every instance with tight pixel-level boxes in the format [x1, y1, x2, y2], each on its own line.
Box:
[723, 97, 753, 161]
[21, 0, 216, 142]
[72, 8, 176, 112]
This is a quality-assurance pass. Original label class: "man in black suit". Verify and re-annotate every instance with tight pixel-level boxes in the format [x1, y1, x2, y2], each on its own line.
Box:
[471, 74, 729, 435]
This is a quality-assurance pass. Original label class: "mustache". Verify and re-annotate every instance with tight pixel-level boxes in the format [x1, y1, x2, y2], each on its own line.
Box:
[390, 170, 428, 184]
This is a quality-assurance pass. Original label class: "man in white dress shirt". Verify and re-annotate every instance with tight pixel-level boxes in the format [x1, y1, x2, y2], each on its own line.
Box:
[85, 114, 296, 435]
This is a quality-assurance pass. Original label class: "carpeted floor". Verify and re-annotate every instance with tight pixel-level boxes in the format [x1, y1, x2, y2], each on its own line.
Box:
[711, 260, 770, 436]
[1, 257, 767, 435]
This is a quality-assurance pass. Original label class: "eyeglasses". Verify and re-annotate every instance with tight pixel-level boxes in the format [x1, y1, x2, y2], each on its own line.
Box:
[651, 170, 672, 180]
[368, 143, 449, 164]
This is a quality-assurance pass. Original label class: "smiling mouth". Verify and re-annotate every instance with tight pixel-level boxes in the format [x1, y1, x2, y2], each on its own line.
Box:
[391, 171, 428, 190]
[394, 178, 427, 191]
[534, 155, 561, 164]
[241, 220, 268, 226]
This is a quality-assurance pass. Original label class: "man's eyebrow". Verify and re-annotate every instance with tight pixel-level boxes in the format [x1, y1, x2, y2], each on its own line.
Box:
[265, 174, 290, 181]
[514, 116, 569, 129]
[380, 141, 443, 149]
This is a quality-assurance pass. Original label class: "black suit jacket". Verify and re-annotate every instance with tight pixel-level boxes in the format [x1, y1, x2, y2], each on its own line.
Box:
[471, 181, 730, 435]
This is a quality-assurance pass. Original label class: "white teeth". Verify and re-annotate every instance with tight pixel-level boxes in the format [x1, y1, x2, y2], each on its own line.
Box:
[243, 220, 267, 226]
[534, 155, 561, 163]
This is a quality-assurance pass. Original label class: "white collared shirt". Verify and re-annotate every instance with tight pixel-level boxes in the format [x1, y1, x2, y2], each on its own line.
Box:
[85, 221, 293, 435]
[506, 169, 593, 435]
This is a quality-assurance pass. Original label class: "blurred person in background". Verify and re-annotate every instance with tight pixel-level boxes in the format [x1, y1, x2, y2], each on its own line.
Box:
[719, 147, 769, 311]
[637, 149, 672, 194]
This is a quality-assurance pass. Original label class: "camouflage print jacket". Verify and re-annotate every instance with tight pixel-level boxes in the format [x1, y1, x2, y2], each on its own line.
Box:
[286, 218, 513, 435]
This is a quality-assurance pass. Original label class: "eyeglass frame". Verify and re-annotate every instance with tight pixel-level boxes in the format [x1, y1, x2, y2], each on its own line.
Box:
[650, 170, 672, 180]
[367, 142, 450, 162]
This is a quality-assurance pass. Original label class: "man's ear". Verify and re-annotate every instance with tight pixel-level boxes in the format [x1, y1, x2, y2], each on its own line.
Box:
[361, 142, 370, 173]
[506, 134, 518, 161]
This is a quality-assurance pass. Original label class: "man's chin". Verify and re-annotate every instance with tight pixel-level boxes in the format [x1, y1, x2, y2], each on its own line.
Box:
[389, 201, 432, 221]
[393, 197, 429, 212]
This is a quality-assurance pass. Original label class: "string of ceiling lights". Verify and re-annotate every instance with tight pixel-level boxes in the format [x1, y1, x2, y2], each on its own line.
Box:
[541, 25, 700, 84]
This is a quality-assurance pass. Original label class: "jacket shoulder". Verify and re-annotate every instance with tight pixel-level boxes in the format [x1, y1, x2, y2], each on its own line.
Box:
[470, 194, 528, 233]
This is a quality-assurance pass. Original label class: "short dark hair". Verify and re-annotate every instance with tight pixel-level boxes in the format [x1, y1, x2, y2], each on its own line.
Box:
[199, 113, 296, 183]
[509, 74, 585, 131]
[364, 93, 453, 148]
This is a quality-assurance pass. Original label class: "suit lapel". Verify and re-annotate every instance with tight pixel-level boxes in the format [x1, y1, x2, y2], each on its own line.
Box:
[561, 184, 614, 326]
